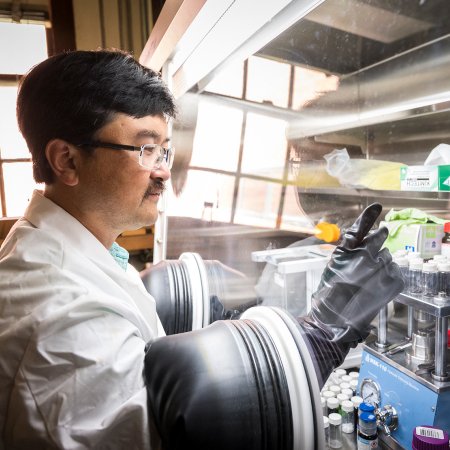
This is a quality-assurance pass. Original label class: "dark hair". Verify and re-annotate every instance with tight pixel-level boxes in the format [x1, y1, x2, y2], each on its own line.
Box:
[17, 49, 177, 184]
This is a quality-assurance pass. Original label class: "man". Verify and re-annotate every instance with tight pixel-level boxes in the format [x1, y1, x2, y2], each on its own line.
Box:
[0, 50, 176, 449]
[0, 49, 404, 450]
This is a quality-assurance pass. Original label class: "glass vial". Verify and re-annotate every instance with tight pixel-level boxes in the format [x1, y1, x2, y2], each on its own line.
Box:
[357, 412, 378, 450]
[438, 262, 450, 296]
[351, 396, 363, 430]
[323, 416, 330, 449]
[329, 413, 343, 448]
[422, 261, 439, 297]
[341, 400, 355, 434]
[329, 385, 341, 396]
[337, 393, 350, 409]
[409, 259, 423, 294]
[395, 256, 409, 292]
[327, 397, 340, 416]
[349, 379, 358, 396]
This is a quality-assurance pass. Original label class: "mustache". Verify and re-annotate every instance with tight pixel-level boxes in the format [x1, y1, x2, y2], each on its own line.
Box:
[143, 180, 166, 198]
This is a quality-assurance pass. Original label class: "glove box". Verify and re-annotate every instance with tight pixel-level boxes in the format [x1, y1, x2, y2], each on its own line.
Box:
[252, 243, 362, 369]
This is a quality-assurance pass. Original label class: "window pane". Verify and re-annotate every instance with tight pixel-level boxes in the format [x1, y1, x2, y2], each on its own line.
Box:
[280, 185, 314, 231]
[0, 23, 47, 74]
[292, 66, 339, 110]
[246, 56, 291, 108]
[3, 162, 42, 217]
[191, 99, 243, 171]
[0, 84, 29, 159]
[234, 178, 281, 228]
[168, 170, 235, 222]
[203, 60, 244, 98]
[240, 112, 287, 179]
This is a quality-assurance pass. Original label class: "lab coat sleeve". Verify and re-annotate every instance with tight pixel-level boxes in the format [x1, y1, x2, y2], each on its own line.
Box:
[5, 296, 152, 450]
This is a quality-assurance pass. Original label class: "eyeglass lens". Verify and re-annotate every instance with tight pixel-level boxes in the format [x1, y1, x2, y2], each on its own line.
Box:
[141, 145, 173, 170]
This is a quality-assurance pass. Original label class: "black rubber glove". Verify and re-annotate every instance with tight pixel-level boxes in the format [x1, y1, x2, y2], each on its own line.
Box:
[296, 203, 404, 386]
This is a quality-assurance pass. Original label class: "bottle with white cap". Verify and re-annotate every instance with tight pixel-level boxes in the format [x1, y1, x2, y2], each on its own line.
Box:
[323, 390, 336, 402]
[433, 254, 447, 263]
[327, 397, 340, 416]
[329, 385, 341, 396]
[336, 393, 350, 408]
[341, 399, 355, 434]
[340, 374, 352, 384]
[351, 396, 363, 429]
[348, 371, 359, 380]
[329, 413, 343, 448]
[339, 382, 351, 391]
[341, 388, 354, 399]
[349, 379, 358, 396]
[332, 368, 347, 384]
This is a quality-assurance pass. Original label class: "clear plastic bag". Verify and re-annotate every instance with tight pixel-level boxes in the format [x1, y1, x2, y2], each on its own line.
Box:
[324, 148, 403, 190]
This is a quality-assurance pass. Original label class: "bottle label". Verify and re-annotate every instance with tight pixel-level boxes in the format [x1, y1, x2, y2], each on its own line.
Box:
[357, 434, 378, 449]
[416, 426, 444, 439]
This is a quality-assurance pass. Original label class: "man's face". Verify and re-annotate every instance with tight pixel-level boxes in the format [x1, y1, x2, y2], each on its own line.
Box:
[77, 113, 171, 233]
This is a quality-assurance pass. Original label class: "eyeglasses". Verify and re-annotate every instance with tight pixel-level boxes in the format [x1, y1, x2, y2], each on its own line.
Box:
[77, 141, 174, 170]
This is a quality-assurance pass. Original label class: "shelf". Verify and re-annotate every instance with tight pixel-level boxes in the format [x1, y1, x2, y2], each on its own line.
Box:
[295, 186, 450, 201]
[396, 292, 450, 318]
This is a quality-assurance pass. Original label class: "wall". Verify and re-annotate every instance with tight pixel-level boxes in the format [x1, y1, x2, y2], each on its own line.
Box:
[72, 0, 153, 56]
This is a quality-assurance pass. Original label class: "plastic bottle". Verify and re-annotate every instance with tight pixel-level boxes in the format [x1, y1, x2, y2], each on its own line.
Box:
[423, 262, 439, 297]
[327, 397, 340, 416]
[407, 251, 422, 261]
[329, 413, 343, 448]
[357, 412, 378, 450]
[332, 368, 347, 384]
[323, 416, 330, 449]
[409, 259, 423, 294]
[433, 254, 447, 263]
[438, 262, 450, 296]
[341, 400, 355, 434]
[441, 222, 450, 258]
[329, 385, 341, 396]
[341, 374, 352, 384]
[337, 393, 350, 409]
[348, 371, 359, 381]
[341, 388, 354, 400]
[323, 390, 336, 402]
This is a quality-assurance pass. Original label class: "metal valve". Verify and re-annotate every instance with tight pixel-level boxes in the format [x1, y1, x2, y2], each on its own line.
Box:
[376, 404, 398, 436]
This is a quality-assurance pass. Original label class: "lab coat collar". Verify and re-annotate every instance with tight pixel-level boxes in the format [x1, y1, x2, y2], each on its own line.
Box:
[23, 190, 159, 337]
[24, 190, 115, 268]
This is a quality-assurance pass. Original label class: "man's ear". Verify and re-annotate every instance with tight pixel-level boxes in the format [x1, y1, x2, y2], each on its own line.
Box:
[45, 139, 80, 186]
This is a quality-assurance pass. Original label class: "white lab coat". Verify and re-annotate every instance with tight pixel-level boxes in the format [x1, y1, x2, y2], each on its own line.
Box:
[0, 190, 165, 449]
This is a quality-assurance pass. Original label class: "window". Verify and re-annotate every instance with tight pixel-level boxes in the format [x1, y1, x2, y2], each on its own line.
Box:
[0, 22, 48, 217]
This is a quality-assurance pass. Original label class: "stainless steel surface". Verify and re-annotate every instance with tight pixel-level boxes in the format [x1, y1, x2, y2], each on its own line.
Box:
[405, 330, 435, 365]
[376, 305, 389, 348]
[434, 316, 449, 379]
[395, 293, 450, 318]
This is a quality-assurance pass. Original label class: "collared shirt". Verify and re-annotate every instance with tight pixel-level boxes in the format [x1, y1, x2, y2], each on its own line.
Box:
[0, 190, 164, 449]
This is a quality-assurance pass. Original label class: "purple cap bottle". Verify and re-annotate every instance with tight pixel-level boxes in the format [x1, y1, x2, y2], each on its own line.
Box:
[412, 426, 449, 450]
